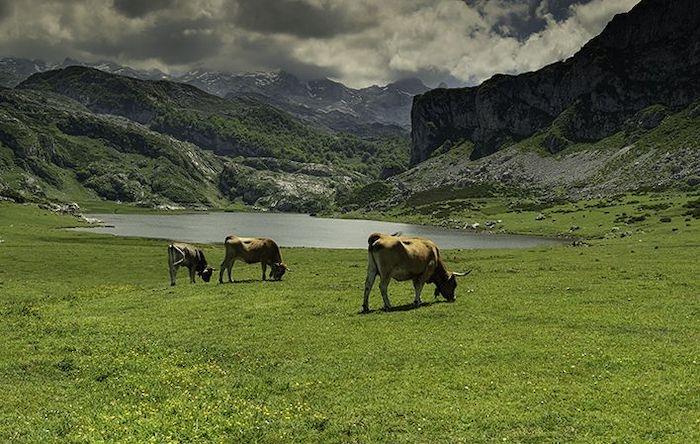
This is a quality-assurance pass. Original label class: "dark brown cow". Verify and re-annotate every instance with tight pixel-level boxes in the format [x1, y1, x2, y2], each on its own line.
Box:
[219, 235, 288, 283]
[168, 242, 214, 286]
[363, 232, 470, 312]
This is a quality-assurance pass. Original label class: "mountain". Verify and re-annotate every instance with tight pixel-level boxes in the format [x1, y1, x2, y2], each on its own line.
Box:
[179, 69, 429, 135]
[349, 0, 700, 210]
[410, 0, 700, 164]
[0, 57, 169, 88]
[0, 58, 50, 87]
[17, 67, 405, 169]
[1, 67, 408, 210]
[58, 58, 170, 81]
[0, 57, 429, 138]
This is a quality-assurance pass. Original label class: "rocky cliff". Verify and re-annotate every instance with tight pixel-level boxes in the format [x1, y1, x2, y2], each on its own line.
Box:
[410, 0, 700, 164]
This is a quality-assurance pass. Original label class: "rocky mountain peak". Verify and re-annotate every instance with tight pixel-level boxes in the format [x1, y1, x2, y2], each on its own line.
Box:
[410, 0, 700, 164]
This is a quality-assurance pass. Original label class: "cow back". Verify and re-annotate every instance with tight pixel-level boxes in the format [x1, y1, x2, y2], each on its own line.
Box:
[225, 236, 282, 264]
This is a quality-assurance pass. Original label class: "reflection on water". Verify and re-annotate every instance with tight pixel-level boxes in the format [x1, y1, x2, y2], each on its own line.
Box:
[71, 212, 566, 249]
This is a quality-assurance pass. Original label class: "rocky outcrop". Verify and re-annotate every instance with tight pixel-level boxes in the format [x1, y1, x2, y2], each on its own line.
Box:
[410, 0, 700, 164]
[219, 158, 364, 213]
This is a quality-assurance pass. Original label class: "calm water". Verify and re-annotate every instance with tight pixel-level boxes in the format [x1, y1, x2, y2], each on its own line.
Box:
[72, 212, 566, 249]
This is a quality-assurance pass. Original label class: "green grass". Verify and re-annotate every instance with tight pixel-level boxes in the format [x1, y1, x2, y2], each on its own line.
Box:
[0, 200, 698, 442]
[348, 192, 698, 238]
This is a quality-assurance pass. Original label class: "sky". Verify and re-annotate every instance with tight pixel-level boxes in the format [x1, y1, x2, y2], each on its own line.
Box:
[0, 0, 641, 88]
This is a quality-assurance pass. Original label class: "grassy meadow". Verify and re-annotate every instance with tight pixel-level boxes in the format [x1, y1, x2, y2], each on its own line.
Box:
[0, 195, 698, 442]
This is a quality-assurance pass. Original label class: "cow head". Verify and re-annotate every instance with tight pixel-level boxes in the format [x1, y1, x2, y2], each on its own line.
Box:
[270, 262, 288, 281]
[199, 266, 214, 282]
[433, 270, 471, 302]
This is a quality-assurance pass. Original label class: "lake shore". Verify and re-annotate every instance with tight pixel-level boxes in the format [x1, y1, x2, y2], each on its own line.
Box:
[69, 211, 568, 249]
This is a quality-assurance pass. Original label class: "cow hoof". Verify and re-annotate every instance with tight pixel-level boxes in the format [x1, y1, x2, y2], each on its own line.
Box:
[414, 301, 422, 307]
[170, 283, 175, 287]
[361, 306, 369, 314]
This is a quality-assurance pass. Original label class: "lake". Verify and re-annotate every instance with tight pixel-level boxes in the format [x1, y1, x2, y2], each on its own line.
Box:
[72, 212, 566, 249]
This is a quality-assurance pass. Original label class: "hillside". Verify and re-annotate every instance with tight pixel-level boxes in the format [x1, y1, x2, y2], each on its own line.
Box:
[411, 0, 700, 164]
[376, 101, 700, 213]
[0, 88, 224, 206]
[18, 67, 407, 174]
[1, 68, 410, 210]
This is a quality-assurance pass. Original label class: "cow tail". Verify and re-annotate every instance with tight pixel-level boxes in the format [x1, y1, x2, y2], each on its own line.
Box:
[367, 239, 380, 273]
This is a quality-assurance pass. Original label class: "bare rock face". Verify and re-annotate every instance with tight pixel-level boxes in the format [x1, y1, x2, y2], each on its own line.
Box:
[218, 158, 364, 213]
[410, 0, 700, 165]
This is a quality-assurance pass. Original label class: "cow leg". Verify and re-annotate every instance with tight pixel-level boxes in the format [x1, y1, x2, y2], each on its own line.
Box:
[168, 248, 177, 286]
[189, 267, 196, 284]
[218, 260, 225, 283]
[219, 255, 231, 284]
[170, 266, 178, 286]
[379, 276, 392, 311]
[412, 278, 425, 307]
[227, 261, 235, 283]
[363, 269, 377, 313]
[261, 263, 267, 281]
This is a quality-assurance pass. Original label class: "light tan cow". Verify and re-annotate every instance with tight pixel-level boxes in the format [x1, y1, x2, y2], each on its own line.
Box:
[363, 232, 470, 312]
[219, 235, 288, 283]
[168, 242, 214, 286]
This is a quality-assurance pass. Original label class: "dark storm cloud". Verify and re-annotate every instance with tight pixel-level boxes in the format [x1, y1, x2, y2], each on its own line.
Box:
[0, 0, 12, 21]
[231, 0, 375, 38]
[0, 37, 74, 62]
[112, 0, 176, 18]
[231, 34, 341, 80]
[76, 17, 221, 64]
[0, 0, 640, 87]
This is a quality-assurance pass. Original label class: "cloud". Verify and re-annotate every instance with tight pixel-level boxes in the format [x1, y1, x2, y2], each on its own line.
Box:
[75, 16, 222, 64]
[0, 0, 12, 22]
[0, 0, 642, 87]
[112, 0, 176, 18]
[230, 0, 376, 39]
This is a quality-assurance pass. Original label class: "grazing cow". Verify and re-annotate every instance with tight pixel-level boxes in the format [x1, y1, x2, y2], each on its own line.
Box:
[168, 242, 214, 286]
[363, 232, 470, 312]
[219, 235, 288, 283]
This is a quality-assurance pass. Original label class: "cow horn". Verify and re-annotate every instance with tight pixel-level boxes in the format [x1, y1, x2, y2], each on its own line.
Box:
[452, 270, 472, 277]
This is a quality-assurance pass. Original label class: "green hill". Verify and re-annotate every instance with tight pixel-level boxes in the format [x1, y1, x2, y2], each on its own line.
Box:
[0, 67, 409, 210]
[17, 67, 407, 173]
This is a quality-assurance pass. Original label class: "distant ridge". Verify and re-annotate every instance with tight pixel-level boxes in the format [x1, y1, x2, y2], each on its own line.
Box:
[0, 56, 429, 137]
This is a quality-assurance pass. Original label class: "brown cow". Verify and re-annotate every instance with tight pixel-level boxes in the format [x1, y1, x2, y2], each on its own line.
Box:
[219, 235, 288, 283]
[168, 242, 214, 286]
[362, 232, 470, 312]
